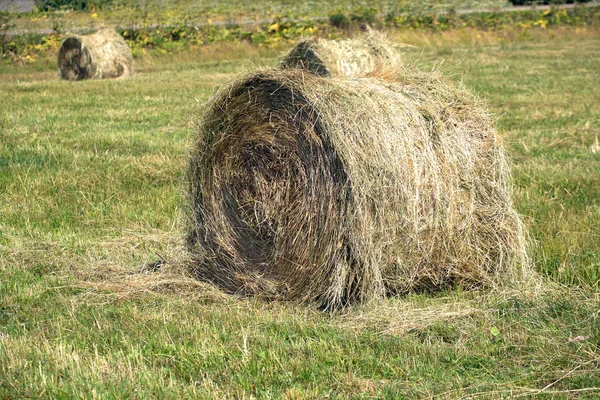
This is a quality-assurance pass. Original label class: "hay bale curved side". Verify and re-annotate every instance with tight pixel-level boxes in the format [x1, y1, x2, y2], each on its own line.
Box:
[58, 29, 133, 80]
[280, 32, 401, 78]
[186, 68, 530, 309]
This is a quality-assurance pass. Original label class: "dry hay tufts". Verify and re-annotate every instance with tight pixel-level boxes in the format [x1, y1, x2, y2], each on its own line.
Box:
[75, 261, 229, 305]
[337, 299, 481, 335]
[280, 30, 401, 79]
[186, 65, 531, 310]
[58, 29, 133, 81]
[72, 230, 229, 304]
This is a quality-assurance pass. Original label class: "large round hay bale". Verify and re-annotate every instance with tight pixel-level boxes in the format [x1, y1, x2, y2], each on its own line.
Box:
[280, 32, 401, 78]
[58, 29, 132, 81]
[186, 67, 530, 309]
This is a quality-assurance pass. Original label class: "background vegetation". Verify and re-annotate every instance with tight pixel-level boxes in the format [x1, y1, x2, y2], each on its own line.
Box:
[3, 4, 599, 65]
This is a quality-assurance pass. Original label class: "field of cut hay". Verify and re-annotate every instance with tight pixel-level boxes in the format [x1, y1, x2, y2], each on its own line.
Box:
[1, 27, 599, 398]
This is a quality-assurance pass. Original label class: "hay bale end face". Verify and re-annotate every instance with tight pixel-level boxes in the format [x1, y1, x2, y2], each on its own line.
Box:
[58, 29, 132, 81]
[187, 67, 530, 309]
[280, 32, 401, 78]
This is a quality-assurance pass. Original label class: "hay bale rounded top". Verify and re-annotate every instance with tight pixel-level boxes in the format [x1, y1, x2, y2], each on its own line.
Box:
[280, 32, 401, 78]
[187, 66, 530, 309]
[58, 29, 133, 81]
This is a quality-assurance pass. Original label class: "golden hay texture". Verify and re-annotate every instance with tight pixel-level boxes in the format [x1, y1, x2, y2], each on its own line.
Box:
[58, 29, 132, 81]
[279, 31, 401, 78]
[186, 67, 530, 309]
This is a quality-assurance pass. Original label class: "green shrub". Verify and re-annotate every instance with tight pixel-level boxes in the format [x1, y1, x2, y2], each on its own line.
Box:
[328, 10, 349, 28]
[350, 6, 379, 24]
[1, 12, 12, 31]
[35, 0, 113, 11]
[509, 0, 592, 5]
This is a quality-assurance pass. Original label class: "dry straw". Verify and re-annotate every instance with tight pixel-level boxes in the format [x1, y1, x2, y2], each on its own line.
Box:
[58, 29, 132, 81]
[186, 63, 530, 309]
[280, 30, 401, 78]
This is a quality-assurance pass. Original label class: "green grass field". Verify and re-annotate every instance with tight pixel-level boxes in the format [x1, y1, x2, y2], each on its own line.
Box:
[1, 26, 599, 398]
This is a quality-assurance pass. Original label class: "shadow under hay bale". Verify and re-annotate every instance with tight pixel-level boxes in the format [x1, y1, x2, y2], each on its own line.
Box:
[280, 31, 401, 78]
[186, 67, 530, 310]
[58, 29, 132, 81]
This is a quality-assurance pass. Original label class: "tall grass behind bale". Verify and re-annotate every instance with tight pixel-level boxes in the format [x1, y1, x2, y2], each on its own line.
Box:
[186, 67, 530, 309]
[279, 31, 402, 78]
[58, 29, 133, 81]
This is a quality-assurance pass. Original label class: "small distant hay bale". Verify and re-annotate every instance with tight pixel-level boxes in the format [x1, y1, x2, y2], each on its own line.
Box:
[186, 66, 530, 309]
[280, 31, 401, 78]
[58, 29, 132, 81]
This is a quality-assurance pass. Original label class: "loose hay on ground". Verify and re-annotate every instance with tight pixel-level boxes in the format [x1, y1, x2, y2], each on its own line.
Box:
[76, 262, 230, 305]
[186, 65, 531, 310]
[58, 29, 132, 81]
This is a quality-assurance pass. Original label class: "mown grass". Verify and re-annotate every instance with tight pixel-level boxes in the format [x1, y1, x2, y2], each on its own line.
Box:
[1, 27, 599, 398]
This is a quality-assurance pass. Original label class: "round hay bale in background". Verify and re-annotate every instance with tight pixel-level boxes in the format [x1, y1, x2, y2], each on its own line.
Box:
[280, 31, 401, 78]
[58, 29, 132, 81]
[186, 67, 530, 309]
